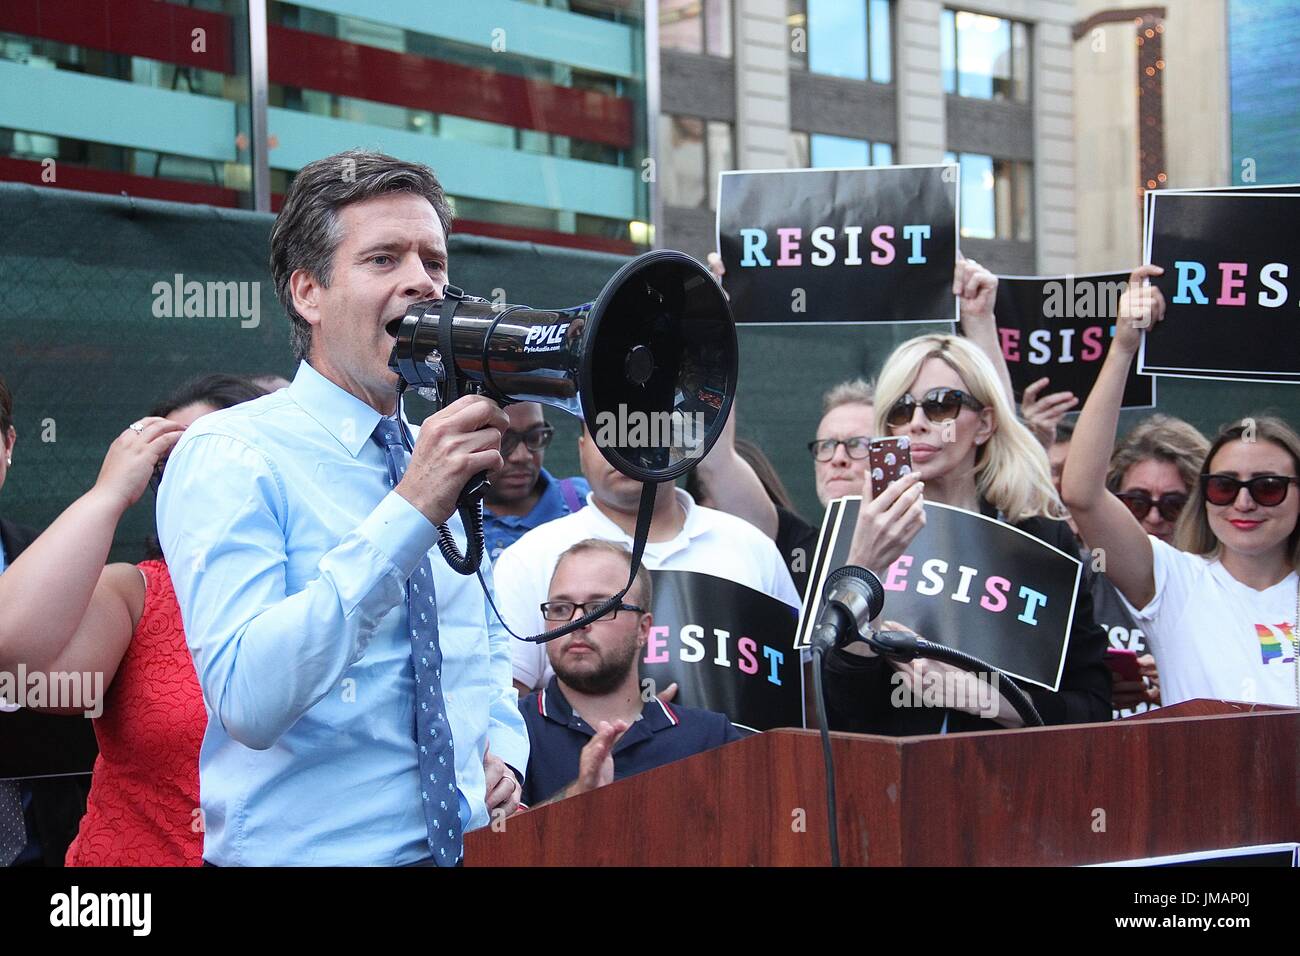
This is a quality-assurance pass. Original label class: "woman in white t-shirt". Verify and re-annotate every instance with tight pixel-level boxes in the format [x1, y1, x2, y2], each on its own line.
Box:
[1062, 265, 1300, 708]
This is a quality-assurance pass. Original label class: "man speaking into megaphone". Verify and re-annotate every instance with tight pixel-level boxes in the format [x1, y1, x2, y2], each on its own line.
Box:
[157, 150, 527, 867]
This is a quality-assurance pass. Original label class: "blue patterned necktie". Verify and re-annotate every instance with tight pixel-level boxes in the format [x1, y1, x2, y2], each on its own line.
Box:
[371, 418, 462, 866]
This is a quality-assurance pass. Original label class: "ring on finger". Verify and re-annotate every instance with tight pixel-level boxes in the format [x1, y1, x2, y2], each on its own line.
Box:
[129, 420, 146, 435]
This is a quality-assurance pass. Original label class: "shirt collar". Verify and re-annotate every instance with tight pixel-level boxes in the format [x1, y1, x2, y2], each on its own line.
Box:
[287, 360, 388, 459]
[487, 469, 558, 528]
[580, 488, 710, 545]
[539, 677, 679, 741]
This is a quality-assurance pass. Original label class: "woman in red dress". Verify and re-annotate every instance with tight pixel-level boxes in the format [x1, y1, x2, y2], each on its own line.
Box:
[0, 375, 267, 865]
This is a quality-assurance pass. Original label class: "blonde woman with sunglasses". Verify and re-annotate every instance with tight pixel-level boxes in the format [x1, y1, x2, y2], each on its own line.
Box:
[822, 331, 1112, 733]
[1062, 266, 1300, 707]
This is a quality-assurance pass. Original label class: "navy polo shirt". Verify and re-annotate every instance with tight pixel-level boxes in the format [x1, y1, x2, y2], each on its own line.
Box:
[483, 468, 589, 562]
[518, 678, 746, 807]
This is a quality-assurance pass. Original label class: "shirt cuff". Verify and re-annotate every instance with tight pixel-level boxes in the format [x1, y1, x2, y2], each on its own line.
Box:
[355, 491, 440, 581]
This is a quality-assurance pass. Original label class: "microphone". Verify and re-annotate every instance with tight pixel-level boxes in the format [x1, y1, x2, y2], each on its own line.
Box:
[810, 564, 1045, 727]
[811, 566, 886, 653]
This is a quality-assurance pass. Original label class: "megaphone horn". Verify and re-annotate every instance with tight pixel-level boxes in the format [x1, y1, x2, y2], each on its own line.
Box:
[388, 249, 739, 484]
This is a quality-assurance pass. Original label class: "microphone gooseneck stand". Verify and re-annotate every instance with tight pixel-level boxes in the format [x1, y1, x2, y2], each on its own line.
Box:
[807, 564, 1046, 866]
[809, 645, 841, 868]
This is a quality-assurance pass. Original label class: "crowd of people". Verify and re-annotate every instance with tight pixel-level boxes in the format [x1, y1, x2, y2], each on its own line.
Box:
[1, 150, 1296, 867]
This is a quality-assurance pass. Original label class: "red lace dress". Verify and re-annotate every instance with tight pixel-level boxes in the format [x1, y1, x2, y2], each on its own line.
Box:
[65, 560, 205, 866]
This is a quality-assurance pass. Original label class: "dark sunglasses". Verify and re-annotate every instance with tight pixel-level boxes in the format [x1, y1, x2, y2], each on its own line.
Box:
[807, 436, 871, 462]
[885, 388, 984, 428]
[501, 424, 554, 457]
[1115, 490, 1188, 523]
[1200, 473, 1299, 507]
[539, 598, 644, 623]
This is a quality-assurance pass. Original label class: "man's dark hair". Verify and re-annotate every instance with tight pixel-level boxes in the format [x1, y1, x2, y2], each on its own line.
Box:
[0, 372, 12, 436]
[269, 149, 454, 362]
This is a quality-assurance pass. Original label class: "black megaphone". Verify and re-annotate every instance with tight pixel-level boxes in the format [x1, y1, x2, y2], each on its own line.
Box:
[387, 249, 738, 484]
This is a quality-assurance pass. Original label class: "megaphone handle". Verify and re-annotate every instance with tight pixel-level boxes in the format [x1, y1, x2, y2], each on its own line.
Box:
[459, 470, 490, 504]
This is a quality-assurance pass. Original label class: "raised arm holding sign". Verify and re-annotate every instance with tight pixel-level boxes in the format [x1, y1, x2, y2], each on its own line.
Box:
[716, 165, 958, 326]
[1062, 268, 1300, 709]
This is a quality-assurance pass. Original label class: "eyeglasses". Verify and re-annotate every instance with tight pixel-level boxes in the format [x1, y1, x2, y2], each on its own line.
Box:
[1200, 473, 1299, 507]
[539, 598, 644, 622]
[1115, 490, 1189, 523]
[807, 436, 871, 462]
[885, 388, 984, 428]
[501, 424, 554, 457]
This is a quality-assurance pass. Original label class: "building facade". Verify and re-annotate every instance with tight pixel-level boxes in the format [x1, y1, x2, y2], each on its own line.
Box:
[655, 0, 1079, 275]
[0, 0, 650, 254]
[5, 1, 1293, 271]
[1072, 0, 1299, 273]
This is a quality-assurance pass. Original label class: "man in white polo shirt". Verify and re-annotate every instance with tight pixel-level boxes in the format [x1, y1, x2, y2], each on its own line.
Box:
[495, 424, 802, 694]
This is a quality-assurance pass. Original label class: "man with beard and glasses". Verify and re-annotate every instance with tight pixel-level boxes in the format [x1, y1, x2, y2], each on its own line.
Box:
[517, 539, 743, 809]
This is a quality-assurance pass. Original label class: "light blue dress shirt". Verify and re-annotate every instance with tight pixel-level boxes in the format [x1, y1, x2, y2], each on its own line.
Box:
[156, 361, 528, 866]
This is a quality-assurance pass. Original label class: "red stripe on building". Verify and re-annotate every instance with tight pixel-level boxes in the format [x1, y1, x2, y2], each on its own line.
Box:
[0, 0, 233, 72]
[0, 156, 241, 207]
[0, 160, 633, 254]
[0, 3, 633, 148]
[453, 218, 636, 256]
[266, 26, 634, 149]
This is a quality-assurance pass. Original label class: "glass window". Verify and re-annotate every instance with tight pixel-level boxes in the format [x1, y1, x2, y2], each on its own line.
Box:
[811, 133, 869, 167]
[705, 119, 733, 208]
[942, 8, 1028, 102]
[788, 130, 810, 167]
[804, 134, 893, 168]
[947, 150, 1032, 240]
[957, 151, 995, 239]
[661, 114, 706, 207]
[941, 10, 956, 94]
[1009, 156, 1033, 241]
[868, 0, 892, 83]
[808, 0, 867, 79]
[660, 114, 732, 209]
[1011, 21, 1030, 101]
[661, 0, 732, 57]
[793, 1, 891, 82]
[788, 1, 808, 71]
[659, 0, 703, 54]
[705, 0, 733, 57]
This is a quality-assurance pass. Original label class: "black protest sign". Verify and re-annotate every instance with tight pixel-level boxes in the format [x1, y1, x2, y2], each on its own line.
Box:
[795, 499, 1081, 691]
[641, 570, 803, 732]
[716, 165, 958, 325]
[1140, 192, 1300, 384]
[994, 273, 1155, 408]
[0, 707, 99, 779]
[1143, 182, 1300, 226]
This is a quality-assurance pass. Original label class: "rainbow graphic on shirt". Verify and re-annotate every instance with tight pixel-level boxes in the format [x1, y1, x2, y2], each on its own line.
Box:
[1255, 623, 1297, 664]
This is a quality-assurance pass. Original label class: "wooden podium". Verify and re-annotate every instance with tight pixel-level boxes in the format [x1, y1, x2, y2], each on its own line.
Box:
[466, 701, 1298, 866]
